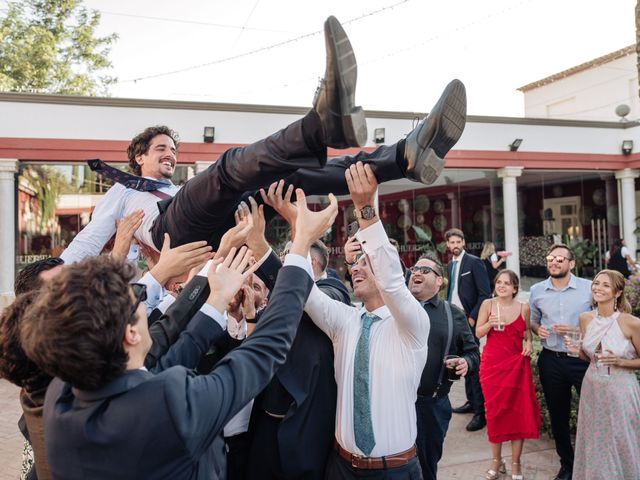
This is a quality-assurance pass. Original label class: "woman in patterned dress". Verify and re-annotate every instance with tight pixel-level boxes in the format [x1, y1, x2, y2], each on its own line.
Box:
[568, 269, 640, 480]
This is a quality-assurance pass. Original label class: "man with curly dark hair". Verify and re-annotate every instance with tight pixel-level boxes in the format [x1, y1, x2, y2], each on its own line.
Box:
[60, 16, 467, 267]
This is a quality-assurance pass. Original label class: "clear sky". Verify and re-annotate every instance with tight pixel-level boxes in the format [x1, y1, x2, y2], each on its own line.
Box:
[68, 0, 640, 116]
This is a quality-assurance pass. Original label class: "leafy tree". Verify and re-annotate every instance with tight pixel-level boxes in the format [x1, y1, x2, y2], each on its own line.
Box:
[0, 0, 117, 95]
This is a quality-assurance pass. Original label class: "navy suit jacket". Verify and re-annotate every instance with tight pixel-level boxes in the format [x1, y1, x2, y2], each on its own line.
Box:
[251, 252, 350, 479]
[447, 252, 491, 323]
[44, 265, 314, 480]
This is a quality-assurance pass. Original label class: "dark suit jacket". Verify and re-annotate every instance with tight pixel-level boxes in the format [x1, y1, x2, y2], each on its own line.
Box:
[447, 251, 491, 323]
[44, 265, 313, 480]
[251, 252, 351, 479]
[418, 295, 480, 398]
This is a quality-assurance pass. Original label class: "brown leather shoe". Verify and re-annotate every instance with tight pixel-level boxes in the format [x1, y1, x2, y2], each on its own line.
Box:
[312, 16, 367, 149]
[405, 79, 467, 184]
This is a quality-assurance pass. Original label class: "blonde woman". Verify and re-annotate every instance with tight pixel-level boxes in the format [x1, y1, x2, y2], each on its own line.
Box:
[567, 269, 640, 479]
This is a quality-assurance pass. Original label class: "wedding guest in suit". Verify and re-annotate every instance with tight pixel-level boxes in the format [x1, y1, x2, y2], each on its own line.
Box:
[19, 189, 338, 480]
[408, 252, 479, 480]
[446, 228, 491, 431]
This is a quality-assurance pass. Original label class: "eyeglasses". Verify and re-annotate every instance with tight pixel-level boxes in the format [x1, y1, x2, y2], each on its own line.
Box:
[410, 265, 441, 277]
[546, 255, 570, 264]
[129, 283, 147, 319]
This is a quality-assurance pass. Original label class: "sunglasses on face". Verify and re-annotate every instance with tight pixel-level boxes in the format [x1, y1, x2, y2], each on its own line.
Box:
[546, 255, 570, 264]
[129, 282, 148, 318]
[409, 265, 441, 277]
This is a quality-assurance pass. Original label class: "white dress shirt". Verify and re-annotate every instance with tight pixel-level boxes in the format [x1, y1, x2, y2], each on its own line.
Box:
[60, 181, 180, 264]
[304, 221, 429, 457]
[450, 250, 465, 311]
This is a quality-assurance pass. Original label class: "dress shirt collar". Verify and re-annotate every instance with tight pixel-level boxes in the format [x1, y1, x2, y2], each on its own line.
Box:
[72, 369, 153, 401]
[423, 294, 442, 308]
[543, 273, 578, 291]
[143, 175, 174, 187]
[358, 304, 390, 320]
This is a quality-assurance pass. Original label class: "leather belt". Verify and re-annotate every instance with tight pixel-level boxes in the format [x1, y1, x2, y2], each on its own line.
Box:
[543, 348, 568, 358]
[263, 409, 286, 419]
[334, 440, 416, 469]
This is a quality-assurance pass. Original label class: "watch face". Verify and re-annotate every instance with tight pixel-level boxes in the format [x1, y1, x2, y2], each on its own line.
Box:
[361, 206, 376, 220]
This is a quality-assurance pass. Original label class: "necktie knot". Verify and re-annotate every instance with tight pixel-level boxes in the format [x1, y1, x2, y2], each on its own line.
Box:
[361, 312, 381, 330]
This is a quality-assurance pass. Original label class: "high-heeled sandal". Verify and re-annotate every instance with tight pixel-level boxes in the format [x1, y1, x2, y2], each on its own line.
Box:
[485, 458, 506, 479]
[511, 461, 523, 480]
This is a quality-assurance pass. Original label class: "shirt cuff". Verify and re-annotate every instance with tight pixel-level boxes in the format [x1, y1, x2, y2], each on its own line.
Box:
[227, 315, 248, 340]
[355, 220, 388, 253]
[197, 259, 214, 278]
[139, 271, 164, 310]
[255, 247, 273, 268]
[199, 302, 226, 330]
[284, 253, 314, 280]
[156, 294, 176, 314]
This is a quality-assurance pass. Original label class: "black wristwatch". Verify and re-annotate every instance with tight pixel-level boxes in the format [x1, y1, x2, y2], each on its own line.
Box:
[356, 205, 376, 220]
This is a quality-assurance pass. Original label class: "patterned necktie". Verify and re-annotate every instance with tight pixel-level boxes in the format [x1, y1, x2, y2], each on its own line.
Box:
[353, 312, 381, 456]
[87, 159, 169, 192]
[447, 260, 458, 302]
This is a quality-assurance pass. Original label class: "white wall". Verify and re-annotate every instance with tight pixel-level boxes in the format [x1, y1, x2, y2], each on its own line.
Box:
[523, 54, 639, 122]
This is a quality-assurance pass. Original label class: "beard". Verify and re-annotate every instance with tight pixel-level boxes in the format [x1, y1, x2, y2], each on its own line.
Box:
[549, 270, 569, 279]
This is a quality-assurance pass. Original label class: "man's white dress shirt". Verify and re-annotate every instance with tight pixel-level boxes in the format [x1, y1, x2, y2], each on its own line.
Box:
[450, 249, 465, 311]
[61, 181, 180, 264]
[304, 221, 430, 457]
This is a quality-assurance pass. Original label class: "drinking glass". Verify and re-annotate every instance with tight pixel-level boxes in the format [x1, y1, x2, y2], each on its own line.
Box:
[493, 303, 505, 331]
[565, 328, 582, 357]
[444, 355, 462, 382]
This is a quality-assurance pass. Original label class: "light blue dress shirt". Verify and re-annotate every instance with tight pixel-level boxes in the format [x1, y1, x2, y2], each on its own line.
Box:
[529, 274, 592, 352]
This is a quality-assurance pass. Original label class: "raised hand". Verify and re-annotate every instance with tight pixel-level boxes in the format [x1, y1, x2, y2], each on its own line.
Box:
[289, 188, 338, 257]
[207, 246, 259, 312]
[260, 180, 298, 230]
[151, 233, 214, 286]
[112, 210, 144, 261]
[216, 202, 254, 259]
[344, 236, 362, 265]
[245, 196, 269, 259]
[345, 162, 378, 211]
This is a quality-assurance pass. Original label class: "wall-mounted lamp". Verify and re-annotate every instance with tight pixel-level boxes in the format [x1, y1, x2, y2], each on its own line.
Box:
[509, 138, 523, 152]
[374, 128, 385, 144]
[622, 139, 633, 155]
[203, 126, 215, 143]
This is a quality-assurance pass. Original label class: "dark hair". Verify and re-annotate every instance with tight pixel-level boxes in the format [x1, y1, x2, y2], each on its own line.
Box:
[609, 238, 624, 260]
[547, 243, 574, 260]
[444, 228, 464, 241]
[494, 269, 519, 298]
[15, 257, 64, 295]
[593, 269, 632, 313]
[417, 252, 444, 277]
[127, 126, 179, 175]
[21, 256, 138, 391]
[310, 239, 329, 273]
[0, 291, 52, 391]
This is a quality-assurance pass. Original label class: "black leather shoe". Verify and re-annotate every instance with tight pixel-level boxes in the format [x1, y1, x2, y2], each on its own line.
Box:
[312, 16, 367, 149]
[405, 79, 467, 184]
[554, 466, 572, 480]
[465, 414, 486, 432]
[451, 401, 473, 414]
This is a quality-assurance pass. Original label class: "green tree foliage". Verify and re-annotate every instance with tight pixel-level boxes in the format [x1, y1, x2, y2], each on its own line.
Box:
[0, 0, 117, 95]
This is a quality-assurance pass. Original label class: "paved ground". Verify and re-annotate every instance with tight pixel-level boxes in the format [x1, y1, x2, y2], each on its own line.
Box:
[0, 378, 560, 480]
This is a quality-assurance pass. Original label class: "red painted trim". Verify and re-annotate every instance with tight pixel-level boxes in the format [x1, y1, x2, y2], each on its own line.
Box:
[56, 207, 93, 215]
[1, 137, 639, 170]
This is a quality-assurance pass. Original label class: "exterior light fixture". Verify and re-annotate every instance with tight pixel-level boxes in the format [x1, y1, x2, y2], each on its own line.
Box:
[374, 128, 385, 144]
[622, 139, 633, 155]
[509, 138, 523, 152]
[203, 126, 215, 143]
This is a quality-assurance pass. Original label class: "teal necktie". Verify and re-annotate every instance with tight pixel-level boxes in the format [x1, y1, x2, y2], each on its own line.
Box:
[353, 312, 381, 456]
[448, 260, 458, 302]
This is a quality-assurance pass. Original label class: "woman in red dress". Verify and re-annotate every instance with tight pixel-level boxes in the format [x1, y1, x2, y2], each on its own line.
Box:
[476, 270, 541, 480]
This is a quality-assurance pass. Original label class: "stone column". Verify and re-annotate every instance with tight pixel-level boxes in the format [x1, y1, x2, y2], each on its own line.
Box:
[0, 159, 18, 293]
[615, 169, 639, 257]
[497, 166, 524, 277]
[447, 192, 460, 228]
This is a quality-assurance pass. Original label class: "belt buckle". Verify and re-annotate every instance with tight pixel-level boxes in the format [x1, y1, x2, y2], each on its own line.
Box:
[350, 453, 364, 468]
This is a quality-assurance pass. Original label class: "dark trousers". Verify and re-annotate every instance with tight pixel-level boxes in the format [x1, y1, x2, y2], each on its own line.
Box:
[151, 113, 404, 250]
[226, 432, 250, 480]
[415, 395, 452, 480]
[464, 332, 485, 414]
[324, 449, 423, 479]
[246, 410, 289, 480]
[537, 348, 588, 471]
